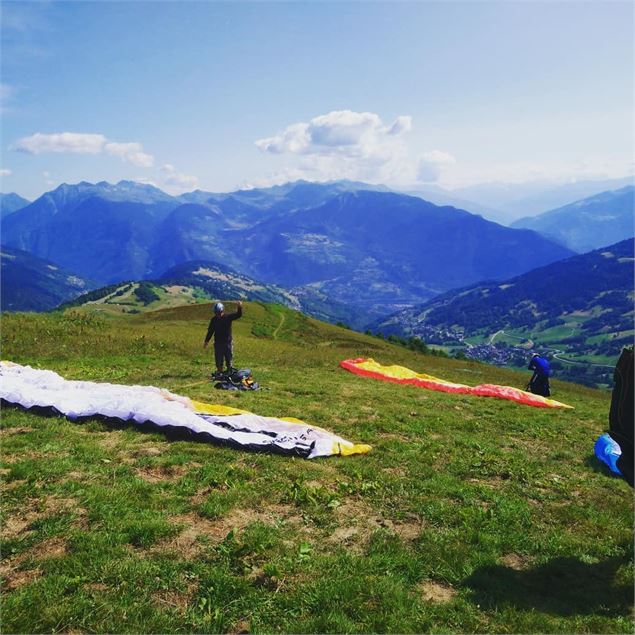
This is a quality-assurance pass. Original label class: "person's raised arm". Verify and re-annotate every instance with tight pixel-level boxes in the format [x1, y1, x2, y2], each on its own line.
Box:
[229, 301, 243, 321]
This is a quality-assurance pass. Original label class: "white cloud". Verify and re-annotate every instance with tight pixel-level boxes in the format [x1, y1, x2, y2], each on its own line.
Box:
[256, 122, 310, 154]
[0, 168, 12, 177]
[307, 111, 383, 148]
[11, 132, 154, 166]
[13, 132, 106, 155]
[255, 110, 420, 184]
[159, 164, 199, 192]
[104, 142, 154, 167]
[417, 150, 457, 183]
[256, 110, 411, 156]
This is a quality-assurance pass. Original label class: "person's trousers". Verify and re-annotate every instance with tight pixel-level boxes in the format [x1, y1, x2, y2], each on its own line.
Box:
[214, 339, 233, 369]
[529, 373, 550, 397]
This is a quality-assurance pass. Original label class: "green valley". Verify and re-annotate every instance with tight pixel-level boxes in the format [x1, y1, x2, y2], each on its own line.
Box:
[375, 239, 634, 388]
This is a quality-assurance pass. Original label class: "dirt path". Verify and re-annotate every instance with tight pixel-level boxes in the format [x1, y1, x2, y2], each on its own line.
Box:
[272, 311, 286, 339]
[551, 349, 614, 368]
[488, 329, 504, 344]
[489, 329, 532, 347]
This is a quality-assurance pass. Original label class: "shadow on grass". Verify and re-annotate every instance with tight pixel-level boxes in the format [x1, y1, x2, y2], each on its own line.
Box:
[583, 454, 625, 480]
[465, 554, 633, 617]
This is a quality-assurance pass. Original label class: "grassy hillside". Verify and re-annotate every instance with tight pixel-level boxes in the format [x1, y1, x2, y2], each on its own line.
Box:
[59, 271, 364, 328]
[58, 281, 211, 315]
[1, 303, 632, 633]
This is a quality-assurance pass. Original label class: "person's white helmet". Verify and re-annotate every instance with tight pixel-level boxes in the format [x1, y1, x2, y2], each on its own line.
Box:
[214, 302, 224, 314]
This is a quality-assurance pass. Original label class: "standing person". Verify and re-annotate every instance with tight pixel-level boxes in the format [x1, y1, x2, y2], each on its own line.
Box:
[527, 352, 552, 397]
[203, 301, 243, 377]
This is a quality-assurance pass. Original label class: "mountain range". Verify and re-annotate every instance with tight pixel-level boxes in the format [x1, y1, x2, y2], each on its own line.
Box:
[511, 186, 634, 253]
[0, 246, 93, 311]
[1, 180, 574, 322]
[450, 175, 634, 224]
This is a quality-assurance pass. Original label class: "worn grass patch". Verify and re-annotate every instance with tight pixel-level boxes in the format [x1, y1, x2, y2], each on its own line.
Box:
[1, 302, 633, 633]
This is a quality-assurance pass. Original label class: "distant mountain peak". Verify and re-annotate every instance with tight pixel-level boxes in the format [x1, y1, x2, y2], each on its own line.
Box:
[0, 192, 31, 219]
[511, 186, 635, 253]
[40, 179, 175, 206]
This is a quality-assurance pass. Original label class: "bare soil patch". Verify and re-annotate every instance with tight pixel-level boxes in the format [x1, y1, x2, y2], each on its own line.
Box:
[0, 565, 42, 591]
[94, 432, 122, 450]
[1, 450, 60, 465]
[119, 444, 176, 465]
[44, 494, 89, 527]
[0, 426, 34, 437]
[134, 445, 164, 457]
[44, 495, 80, 514]
[1, 506, 43, 539]
[419, 580, 458, 603]
[229, 618, 251, 634]
[3, 478, 27, 491]
[0, 536, 68, 591]
[382, 466, 407, 477]
[152, 582, 198, 612]
[467, 476, 508, 490]
[2, 495, 86, 540]
[59, 470, 87, 485]
[190, 486, 215, 505]
[134, 464, 188, 483]
[501, 552, 531, 571]
[150, 504, 301, 558]
[330, 500, 422, 551]
[30, 536, 68, 559]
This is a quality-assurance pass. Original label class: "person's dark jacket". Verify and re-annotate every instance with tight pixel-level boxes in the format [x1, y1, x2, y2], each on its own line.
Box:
[205, 305, 242, 345]
[609, 347, 634, 487]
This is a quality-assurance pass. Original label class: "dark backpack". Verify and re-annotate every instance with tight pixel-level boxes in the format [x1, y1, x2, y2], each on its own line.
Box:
[214, 368, 259, 391]
[609, 347, 634, 487]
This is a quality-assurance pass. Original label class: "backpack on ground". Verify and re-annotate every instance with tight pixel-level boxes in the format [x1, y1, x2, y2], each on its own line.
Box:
[214, 368, 260, 391]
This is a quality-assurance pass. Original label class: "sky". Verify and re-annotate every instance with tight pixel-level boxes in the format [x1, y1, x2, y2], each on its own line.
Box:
[1, 0, 633, 199]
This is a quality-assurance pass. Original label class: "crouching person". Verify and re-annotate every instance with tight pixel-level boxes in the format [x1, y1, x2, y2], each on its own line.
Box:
[528, 352, 552, 397]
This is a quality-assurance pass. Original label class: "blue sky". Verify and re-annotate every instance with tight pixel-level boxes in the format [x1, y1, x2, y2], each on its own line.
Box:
[1, 0, 633, 199]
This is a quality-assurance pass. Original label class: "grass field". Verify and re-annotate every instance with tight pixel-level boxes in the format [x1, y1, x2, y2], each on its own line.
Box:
[1, 302, 633, 633]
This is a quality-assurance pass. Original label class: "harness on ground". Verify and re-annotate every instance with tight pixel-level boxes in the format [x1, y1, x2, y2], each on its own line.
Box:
[213, 368, 259, 391]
